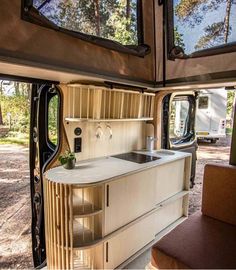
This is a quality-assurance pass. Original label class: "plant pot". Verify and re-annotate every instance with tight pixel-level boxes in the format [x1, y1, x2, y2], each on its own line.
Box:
[63, 159, 76, 170]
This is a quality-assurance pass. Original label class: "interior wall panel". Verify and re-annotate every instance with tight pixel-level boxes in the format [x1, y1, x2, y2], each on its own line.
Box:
[0, 0, 155, 84]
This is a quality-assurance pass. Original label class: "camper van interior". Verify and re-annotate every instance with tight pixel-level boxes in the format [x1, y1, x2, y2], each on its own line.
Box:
[0, 0, 236, 269]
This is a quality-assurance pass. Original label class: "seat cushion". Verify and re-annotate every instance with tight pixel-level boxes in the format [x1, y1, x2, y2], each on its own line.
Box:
[202, 164, 236, 226]
[151, 212, 236, 269]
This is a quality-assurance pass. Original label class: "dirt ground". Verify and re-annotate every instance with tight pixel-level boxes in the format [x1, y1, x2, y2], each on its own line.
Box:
[189, 135, 231, 215]
[0, 136, 232, 269]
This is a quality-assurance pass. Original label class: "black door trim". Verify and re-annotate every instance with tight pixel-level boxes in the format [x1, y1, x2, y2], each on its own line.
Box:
[30, 84, 62, 268]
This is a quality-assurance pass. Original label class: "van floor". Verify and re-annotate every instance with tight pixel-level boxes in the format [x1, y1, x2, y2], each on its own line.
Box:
[0, 136, 231, 269]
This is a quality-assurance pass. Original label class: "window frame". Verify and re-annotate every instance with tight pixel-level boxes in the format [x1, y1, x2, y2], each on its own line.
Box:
[168, 95, 195, 146]
[198, 96, 209, 110]
[45, 87, 60, 150]
[166, 0, 236, 60]
[21, 0, 150, 57]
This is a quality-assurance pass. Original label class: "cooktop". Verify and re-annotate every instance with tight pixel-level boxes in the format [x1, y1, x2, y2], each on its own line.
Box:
[111, 152, 160, 164]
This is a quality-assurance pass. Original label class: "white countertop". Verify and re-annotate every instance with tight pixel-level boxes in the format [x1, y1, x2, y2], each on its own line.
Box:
[45, 150, 191, 186]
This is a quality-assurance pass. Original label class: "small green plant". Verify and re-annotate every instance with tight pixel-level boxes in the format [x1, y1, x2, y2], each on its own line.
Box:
[58, 150, 76, 169]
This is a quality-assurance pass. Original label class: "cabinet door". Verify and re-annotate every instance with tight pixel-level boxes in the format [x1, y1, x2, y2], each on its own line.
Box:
[104, 168, 156, 235]
[155, 196, 185, 235]
[104, 213, 156, 269]
[155, 159, 185, 204]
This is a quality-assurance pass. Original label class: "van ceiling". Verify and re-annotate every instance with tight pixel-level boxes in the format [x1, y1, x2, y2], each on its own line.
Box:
[0, 59, 155, 90]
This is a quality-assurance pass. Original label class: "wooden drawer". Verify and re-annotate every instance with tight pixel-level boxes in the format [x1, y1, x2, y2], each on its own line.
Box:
[104, 213, 156, 269]
[155, 159, 185, 204]
[104, 168, 156, 235]
[155, 196, 186, 235]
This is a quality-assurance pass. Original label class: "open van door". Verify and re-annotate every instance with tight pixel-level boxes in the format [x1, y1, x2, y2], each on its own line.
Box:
[162, 92, 197, 187]
[30, 84, 61, 268]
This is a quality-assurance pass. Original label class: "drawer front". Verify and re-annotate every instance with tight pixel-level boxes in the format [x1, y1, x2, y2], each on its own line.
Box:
[155, 159, 185, 204]
[104, 213, 156, 269]
[104, 168, 156, 235]
[155, 197, 185, 235]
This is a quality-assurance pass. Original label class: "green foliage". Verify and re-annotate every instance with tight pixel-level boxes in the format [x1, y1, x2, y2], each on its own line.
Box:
[195, 22, 226, 49]
[227, 90, 236, 117]
[48, 95, 58, 145]
[226, 127, 232, 134]
[0, 133, 29, 146]
[1, 94, 30, 133]
[58, 151, 76, 165]
[174, 26, 186, 50]
[0, 81, 59, 146]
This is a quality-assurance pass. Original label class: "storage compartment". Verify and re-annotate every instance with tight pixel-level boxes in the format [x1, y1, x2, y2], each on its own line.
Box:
[73, 186, 103, 216]
[104, 168, 156, 235]
[72, 186, 104, 247]
[155, 159, 185, 204]
[73, 214, 103, 247]
[155, 195, 188, 235]
[73, 244, 104, 270]
[104, 213, 156, 269]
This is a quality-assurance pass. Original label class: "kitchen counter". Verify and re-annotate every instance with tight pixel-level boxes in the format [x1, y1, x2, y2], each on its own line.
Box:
[45, 149, 191, 185]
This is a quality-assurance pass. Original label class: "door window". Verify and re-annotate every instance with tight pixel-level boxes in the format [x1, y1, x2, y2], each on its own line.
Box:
[47, 94, 59, 147]
[168, 0, 236, 58]
[169, 99, 190, 140]
[198, 96, 209, 109]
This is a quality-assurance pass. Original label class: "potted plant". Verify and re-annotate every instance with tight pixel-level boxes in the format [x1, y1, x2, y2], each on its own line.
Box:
[58, 150, 76, 170]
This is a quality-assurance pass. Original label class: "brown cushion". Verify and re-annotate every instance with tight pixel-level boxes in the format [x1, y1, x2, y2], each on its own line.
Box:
[151, 212, 236, 269]
[202, 164, 236, 226]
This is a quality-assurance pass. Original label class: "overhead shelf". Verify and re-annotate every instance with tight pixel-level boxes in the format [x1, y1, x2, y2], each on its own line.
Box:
[65, 85, 155, 120]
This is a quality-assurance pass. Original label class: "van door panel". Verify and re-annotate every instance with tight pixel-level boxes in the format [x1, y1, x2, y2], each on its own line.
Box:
[30, 84, 61, 268]
[162, 92, 197, 186]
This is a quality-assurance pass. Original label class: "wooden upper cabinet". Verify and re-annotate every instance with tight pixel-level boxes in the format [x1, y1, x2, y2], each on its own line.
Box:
[0, 0, 155, 85]
[155, 1, 236, 87]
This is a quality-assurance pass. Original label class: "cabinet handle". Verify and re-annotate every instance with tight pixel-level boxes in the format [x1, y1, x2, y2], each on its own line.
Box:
[106, 242, 109, 262]
[106, 185, 109, 207]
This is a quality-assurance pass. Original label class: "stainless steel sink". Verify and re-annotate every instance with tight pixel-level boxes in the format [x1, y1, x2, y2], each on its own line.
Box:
[155, 150, 175, 156]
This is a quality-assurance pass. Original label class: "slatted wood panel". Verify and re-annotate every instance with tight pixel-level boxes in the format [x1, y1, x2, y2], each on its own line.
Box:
[44, 179, 73, 269]
[44, 179, 104, 269]
[65, 85, 155, 120]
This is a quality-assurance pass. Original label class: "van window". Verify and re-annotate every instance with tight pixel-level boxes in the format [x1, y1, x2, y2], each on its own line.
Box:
[48, 93, 59, 147]
[169, 99, 190, 142]
[198, 96, 209, 109]
[32, 0, 140, 46]
[168, 0, 236, 57]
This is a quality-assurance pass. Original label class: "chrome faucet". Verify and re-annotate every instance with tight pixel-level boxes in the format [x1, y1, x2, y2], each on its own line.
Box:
[146, 136, 157, 152]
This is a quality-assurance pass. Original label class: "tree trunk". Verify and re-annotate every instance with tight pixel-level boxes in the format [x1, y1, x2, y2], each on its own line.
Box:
[126, 0, 131, 31]
[231, 91, 236, 125]
[224, 0, 232, 43]
[14, 82, 20, 96]
[94, 0, 100, 36]
[0, 81, 3, 125]
[0, 103, 3, 125]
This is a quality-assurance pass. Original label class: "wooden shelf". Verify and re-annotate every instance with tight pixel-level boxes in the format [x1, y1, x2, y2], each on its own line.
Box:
[65, 117, 153, 123]
[73, 224, 101, 248]
[73, 202, 102, 218]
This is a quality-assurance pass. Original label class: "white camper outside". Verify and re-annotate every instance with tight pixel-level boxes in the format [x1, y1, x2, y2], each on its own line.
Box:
[196, 88, 227, 143]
